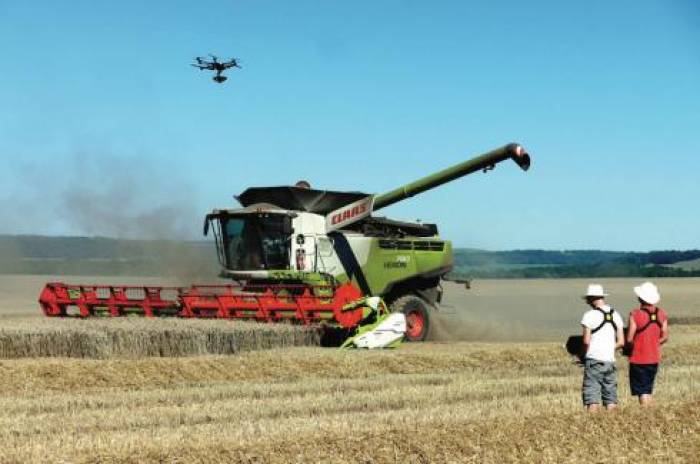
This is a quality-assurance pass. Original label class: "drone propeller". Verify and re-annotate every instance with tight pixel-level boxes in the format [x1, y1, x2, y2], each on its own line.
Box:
[192, 54, 240, 82]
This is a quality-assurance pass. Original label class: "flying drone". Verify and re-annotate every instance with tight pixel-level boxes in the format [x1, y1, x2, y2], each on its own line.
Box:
[191, 55, 241, 83]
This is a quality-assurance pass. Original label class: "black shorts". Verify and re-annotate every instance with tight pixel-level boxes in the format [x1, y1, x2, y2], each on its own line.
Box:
[629, 363, 658, 396]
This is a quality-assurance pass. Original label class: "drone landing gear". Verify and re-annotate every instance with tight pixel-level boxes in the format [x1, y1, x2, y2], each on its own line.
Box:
[213, 75, 227, 83]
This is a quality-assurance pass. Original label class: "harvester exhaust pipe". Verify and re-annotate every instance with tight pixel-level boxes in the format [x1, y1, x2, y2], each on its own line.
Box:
[372, 143, 530, 211]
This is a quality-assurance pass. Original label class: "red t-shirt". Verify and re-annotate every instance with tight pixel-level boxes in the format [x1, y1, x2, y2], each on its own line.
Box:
[629, 306, 667, 364]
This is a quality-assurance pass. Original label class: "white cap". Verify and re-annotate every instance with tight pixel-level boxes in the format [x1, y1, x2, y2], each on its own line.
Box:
[634, 281, 660, 305]
[582, 283, 608, 299]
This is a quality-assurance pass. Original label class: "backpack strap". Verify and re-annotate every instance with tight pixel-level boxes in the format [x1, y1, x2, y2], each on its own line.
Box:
[591, 307, 618, 334]
[634, 306, 663, 335]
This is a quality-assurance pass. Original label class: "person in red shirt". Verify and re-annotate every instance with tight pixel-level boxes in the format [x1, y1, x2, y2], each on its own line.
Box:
[626, 281, 669, 406]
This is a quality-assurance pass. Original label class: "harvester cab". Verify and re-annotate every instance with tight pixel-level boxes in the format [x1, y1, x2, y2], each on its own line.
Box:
[40, 143, 531, 347]
[203, 189, 376, 280]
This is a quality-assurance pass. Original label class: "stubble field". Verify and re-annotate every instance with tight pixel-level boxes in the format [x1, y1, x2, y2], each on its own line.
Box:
[0, 275, 698, 463]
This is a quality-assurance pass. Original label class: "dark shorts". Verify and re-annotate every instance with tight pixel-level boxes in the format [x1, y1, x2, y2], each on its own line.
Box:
[629, 363, 658, 396]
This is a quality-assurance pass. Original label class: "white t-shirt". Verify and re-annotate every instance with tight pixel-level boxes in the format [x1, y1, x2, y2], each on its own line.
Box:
[580, 304, 623, 362]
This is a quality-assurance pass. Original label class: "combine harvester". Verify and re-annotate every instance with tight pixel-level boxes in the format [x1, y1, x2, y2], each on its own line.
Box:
[39, 144, 531, 346]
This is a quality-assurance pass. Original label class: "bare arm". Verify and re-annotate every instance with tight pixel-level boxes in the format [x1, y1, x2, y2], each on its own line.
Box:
[581, 325, 591, 359]
[626, 316, 637, 344]
[615, 324, 624, 349]
[660, 319, 669, 345]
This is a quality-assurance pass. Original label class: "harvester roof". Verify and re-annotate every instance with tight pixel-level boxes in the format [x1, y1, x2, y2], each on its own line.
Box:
[237, 186, 369, 215]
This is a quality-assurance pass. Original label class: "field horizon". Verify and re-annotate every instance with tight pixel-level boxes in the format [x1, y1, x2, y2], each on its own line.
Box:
[4, 234, 700, 279]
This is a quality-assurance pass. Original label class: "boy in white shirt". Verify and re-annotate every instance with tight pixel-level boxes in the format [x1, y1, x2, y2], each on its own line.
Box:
[580, 284, 625, 412]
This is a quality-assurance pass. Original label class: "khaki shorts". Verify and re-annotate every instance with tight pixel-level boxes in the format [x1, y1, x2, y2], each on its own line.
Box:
[582, 358, 618, 406]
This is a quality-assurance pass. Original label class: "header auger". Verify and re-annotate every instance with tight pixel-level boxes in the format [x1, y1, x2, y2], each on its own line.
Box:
[39, 143, 532, 346]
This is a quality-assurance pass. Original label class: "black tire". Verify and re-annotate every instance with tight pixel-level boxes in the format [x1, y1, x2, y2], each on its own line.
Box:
[390, 295, 430, 342]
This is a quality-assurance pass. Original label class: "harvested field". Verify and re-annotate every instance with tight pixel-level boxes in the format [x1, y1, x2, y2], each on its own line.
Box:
[436, 277, 700, 341]
[0, 326, 698, 463]
[0, 275, 699, 462]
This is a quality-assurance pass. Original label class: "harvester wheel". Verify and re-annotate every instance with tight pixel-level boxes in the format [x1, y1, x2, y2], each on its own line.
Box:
[390, 295, 430, 342]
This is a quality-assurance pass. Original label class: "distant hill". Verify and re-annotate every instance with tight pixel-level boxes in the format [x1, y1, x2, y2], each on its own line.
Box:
[665, 257, 700, 272]
[0, 235, 218, 279]
[2, 235, 700, 279]
[452, 249, 700, 278]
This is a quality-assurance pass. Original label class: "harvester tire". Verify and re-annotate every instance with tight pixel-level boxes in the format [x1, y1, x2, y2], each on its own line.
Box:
[391, 295, 430, 342]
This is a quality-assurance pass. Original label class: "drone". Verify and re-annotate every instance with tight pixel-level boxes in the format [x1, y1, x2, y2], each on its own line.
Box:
[191, 55, 241, 83]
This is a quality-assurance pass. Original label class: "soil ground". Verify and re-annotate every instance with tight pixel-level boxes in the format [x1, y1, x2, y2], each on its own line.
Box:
[4, 274, 699, 334]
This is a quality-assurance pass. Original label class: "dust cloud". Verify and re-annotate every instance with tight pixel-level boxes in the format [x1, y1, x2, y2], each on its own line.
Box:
[427, 281, 549, 343]
[55, 154, 197, 240]
[429, 278, 700, 343]
[2, 154, 220, 283]
[430, 280, 599, 343]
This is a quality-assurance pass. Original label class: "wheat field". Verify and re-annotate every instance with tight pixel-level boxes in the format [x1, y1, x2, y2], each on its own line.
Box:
[0, 318, 320, 358]
[0, 276, 698, 463]
[1, 328, 698, 463]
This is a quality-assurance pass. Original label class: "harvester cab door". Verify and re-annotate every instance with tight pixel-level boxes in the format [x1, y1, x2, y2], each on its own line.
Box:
[291, 213, 327, 272]
[314, 236, 336, 274]
[293, 232, 316, 272]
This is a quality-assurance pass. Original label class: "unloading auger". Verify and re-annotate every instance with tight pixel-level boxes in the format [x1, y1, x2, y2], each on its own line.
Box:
[39, 143, 532, 345]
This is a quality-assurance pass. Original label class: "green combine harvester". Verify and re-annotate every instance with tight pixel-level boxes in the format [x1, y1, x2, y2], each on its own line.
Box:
[40, 143, 531, 347]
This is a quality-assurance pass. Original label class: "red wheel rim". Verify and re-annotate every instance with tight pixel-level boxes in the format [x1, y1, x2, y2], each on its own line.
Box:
[333, 283, 364, 328]
[405, 309, 425, 340]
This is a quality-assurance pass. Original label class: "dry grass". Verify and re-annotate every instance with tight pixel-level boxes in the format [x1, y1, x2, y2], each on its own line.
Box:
[0, 276, 698, 462]
[0, 327, 698, 463]
[0, 318, 320, 358]
[669, 315, 700, 325]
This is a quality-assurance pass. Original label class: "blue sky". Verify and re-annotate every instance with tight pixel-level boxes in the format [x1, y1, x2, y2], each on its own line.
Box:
[1, 1, 698, 250]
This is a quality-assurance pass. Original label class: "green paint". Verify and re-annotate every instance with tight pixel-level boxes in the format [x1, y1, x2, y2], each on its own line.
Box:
[333, 237, 453, 297]
[373, 143, 530, 210]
